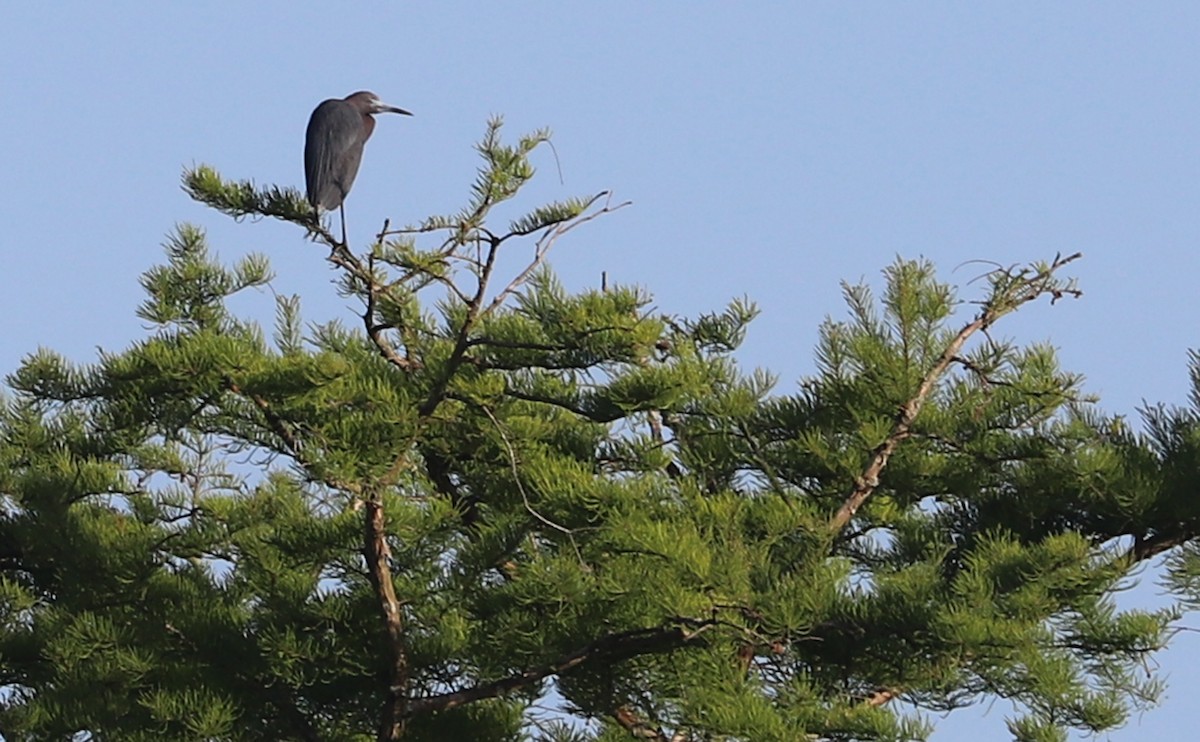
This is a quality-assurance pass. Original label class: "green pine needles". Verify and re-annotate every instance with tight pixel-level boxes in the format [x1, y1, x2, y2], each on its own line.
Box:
[1, 120, 1197, 742]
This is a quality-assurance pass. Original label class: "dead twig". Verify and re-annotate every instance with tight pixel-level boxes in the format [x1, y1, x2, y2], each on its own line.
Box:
[483, 192, 630, 316]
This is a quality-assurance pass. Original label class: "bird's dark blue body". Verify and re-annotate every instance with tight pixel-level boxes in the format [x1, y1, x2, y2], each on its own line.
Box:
[304, 91, 410, 241]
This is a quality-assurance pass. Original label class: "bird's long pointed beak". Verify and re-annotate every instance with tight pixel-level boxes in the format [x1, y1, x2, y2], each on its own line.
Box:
[382, 104, 412, 116]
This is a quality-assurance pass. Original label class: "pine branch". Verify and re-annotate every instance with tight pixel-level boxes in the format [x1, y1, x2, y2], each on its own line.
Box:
[221, 376, 363, 497]
[362, 246, 422, 372]
[421, 447, 479, 527]
[400, 619, 715, 718]
[500, 388, 607, 421]
[162, 621, 322, 741]
[326, 242, 420, 373]
[464, 337, 576, 352]
[224, 377, 303, 454]
[416, 233, 503, 419]
[480, 405, 581, 564]
[829, 253, 1082, 533]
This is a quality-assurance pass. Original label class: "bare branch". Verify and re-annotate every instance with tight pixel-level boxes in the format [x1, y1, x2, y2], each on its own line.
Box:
[483, 192, 630, 316]
[863, 688, 899, 707]
[613, 705, 671, 741]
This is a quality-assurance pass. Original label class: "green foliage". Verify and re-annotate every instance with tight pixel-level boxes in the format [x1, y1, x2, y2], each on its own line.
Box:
[0, 121, 1195, 742]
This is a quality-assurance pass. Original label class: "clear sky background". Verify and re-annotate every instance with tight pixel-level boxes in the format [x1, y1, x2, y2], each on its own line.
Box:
[3, 4, 1199, 739]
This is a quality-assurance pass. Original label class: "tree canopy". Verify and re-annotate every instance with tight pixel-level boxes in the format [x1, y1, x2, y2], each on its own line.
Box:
[3, 120, 1200, 742]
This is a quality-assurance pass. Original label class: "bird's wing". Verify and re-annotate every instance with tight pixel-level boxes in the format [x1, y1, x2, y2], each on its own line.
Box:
[304, 101, 365, 210]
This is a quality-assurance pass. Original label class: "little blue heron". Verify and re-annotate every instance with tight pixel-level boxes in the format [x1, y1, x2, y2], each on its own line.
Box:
[304, 91, 411, 244]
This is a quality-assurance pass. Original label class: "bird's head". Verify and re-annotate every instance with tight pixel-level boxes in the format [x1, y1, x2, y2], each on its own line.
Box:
[346, 91, 412, 117]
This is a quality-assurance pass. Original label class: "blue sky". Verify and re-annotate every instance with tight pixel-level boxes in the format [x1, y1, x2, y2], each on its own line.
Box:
[3, 4, 1199, 739]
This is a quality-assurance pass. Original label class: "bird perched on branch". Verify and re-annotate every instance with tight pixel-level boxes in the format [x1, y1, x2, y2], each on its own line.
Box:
[304, 91, 411, 244]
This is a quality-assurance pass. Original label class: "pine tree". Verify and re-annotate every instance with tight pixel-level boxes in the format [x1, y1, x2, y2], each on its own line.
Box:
[0, 120, 1193, 741]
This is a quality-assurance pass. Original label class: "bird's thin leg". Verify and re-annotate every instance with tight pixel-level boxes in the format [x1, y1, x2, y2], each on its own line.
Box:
[339, 204, 348, 246]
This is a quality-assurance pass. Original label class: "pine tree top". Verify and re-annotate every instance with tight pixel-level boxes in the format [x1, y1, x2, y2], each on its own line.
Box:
[0, 122, 1194, 742]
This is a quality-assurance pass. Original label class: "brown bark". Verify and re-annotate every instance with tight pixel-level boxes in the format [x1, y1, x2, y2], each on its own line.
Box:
[364, 498, 409, 741]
